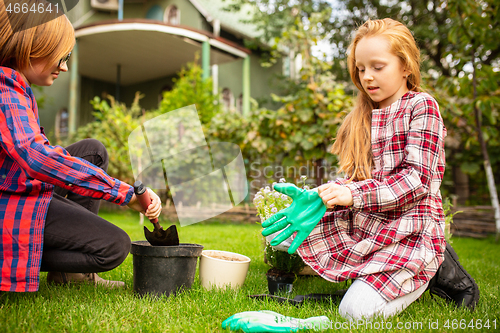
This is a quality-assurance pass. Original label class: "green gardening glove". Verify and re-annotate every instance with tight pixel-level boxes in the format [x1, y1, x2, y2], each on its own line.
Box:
[261, 183, 327, 254]
[221, 310, 330, 332]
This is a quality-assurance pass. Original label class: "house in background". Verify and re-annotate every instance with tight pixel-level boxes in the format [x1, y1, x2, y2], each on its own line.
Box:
[39, 0, 298, 140]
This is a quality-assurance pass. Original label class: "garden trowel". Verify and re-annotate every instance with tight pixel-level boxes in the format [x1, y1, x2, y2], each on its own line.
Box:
[134, 181, 179, 246]
[248, 291, 347, 306]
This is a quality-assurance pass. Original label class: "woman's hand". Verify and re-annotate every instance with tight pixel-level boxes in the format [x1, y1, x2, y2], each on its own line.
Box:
[318, 183, 354, 208]
[127, 188, 162, 220]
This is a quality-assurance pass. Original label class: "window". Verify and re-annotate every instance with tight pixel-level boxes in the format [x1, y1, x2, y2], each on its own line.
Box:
[164, 5, 180, 25]
[55, 108, 69, 139]
[146, 5, 164, 21]
[222, 88, 234, 111]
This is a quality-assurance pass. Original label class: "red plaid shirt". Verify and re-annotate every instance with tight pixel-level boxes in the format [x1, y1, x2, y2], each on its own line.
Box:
[298, 91, 447, 301]
[0, 67, 134, 292]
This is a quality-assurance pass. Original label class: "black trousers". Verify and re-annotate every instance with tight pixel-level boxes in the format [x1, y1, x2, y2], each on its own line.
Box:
[40, 139, 131, 273]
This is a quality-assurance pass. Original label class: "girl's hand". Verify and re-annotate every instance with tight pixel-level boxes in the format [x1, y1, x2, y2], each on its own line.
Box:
[318, 183, 354, 208]
[127, 188, 162, 220]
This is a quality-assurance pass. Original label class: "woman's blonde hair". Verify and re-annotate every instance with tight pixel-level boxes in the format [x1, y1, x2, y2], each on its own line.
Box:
[332, 18, 421, 181]
[0, 0, 75, 72]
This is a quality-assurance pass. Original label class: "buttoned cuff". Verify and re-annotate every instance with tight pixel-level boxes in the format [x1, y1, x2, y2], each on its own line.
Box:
[344, 182, 363, 209]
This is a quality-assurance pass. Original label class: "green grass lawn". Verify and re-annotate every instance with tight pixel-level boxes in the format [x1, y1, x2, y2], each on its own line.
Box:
[1, 209, 499, 332]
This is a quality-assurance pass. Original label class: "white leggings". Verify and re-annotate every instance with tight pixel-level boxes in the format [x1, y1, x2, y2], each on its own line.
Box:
[339, 279, 429, 321]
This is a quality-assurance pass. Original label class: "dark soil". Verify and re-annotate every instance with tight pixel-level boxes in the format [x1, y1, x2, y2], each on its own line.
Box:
[205, 253, 246, 262]
[266, 267, 295, 279]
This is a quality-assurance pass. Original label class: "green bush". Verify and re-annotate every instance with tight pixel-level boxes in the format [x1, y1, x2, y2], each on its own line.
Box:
[68, 58, 221, 188]
[156, 54, 221, 126]
[73, 92, 143, 184]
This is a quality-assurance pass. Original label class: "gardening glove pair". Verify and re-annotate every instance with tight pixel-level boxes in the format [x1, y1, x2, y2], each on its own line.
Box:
[221, 310, 330, 332]
[261, 183, 327, 254]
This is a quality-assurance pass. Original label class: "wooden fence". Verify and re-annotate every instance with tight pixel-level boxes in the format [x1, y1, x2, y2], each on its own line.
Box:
[161, 200, 261, 224]
[450, 206, 497, 238]
[157, 202, 498, 238]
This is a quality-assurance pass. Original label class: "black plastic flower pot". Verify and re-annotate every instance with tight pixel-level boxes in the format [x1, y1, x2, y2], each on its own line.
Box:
[266, 273, 295, 295]
[130, 241, 203, 298]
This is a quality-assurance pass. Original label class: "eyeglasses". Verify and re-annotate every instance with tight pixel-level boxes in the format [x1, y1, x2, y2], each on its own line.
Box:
[58, 52, 72, 67]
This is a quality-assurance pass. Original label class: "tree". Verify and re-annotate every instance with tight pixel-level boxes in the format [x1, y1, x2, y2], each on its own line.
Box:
[326, 1, 464, 80]
[327, 0, 500, 234]
[226, 0, 500, 212]
[322, 0, 500, 211]
[225, 0, 335, 68]
[156, 54, 221, 125]
[215, 3, 352, 186]
[439, 0, 500, 237]
[208, 73, 351, 188]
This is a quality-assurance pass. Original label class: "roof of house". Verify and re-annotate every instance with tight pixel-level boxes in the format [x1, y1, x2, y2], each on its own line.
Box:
[74, 19, 251, 85]
[188, 0, 261, 39]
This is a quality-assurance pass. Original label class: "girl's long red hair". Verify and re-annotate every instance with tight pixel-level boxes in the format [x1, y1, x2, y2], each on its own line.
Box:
[332, 18, 421, 181]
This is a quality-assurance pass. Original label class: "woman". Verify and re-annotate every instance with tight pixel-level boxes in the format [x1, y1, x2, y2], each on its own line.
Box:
[0, 0, 161, 292]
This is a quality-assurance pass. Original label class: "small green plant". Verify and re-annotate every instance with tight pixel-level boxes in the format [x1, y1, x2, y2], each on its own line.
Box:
[253, 178, 293, 221]
[442, 197, 462, 243]
[253, 176, 309, 221]
[254, 176, 308, 276]
[264, 243, 305, 275]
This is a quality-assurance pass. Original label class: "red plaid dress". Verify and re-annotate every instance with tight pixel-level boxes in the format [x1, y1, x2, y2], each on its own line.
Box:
[298, 91, 447, 301]
[0, 67, 134, 292]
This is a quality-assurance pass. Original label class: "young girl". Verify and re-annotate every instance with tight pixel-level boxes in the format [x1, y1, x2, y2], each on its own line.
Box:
[266, 18, 478, 320]
[0, 0, 161, 292]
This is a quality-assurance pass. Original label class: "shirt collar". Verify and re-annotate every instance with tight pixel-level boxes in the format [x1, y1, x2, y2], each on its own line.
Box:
[0, 66, 32, 94]
[0, 66, 30, 90]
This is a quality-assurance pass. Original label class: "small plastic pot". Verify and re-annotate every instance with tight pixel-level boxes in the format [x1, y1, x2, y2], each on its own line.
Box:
[130, 241, 203, 297]
[199, 250, 251, 289]
[267, 273, 294, 295]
